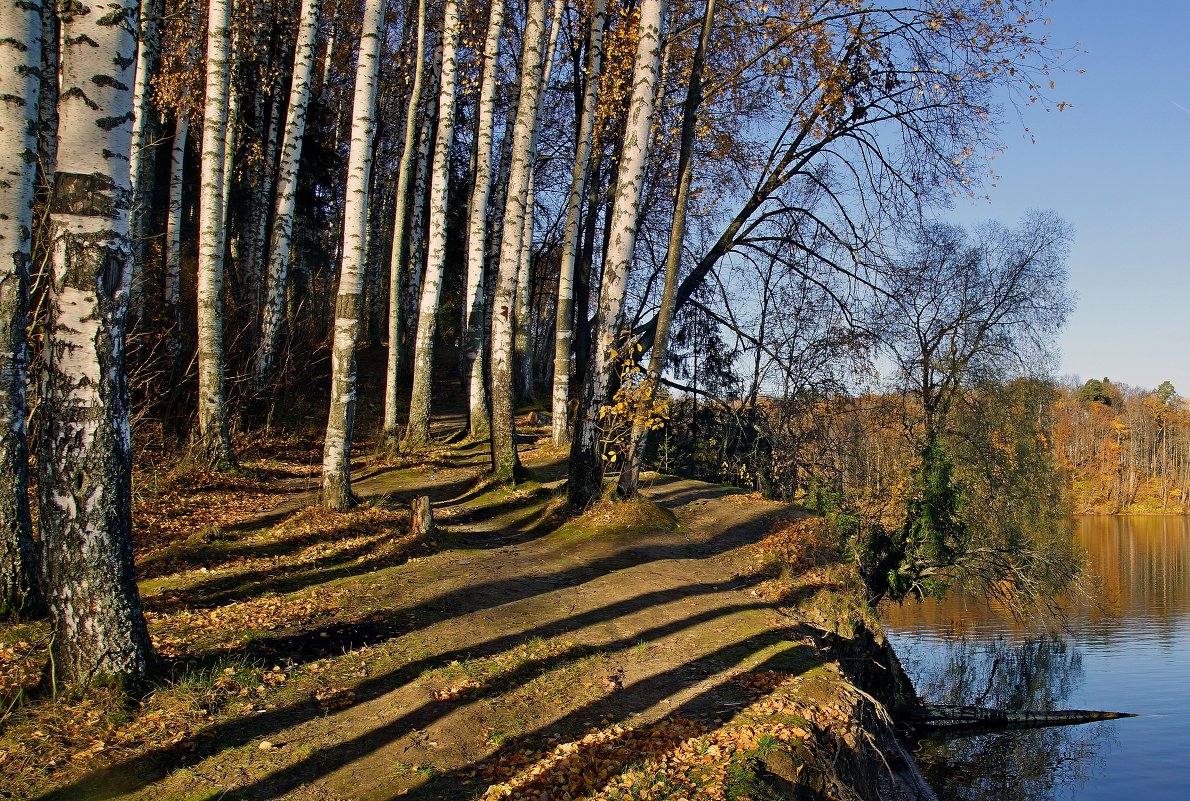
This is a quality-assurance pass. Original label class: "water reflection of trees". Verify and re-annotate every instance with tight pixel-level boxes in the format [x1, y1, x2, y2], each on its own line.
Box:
[906, 635, 1113, 801]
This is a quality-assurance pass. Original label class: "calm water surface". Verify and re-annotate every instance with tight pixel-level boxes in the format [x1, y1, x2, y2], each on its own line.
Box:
[881, 516, 1190, 801]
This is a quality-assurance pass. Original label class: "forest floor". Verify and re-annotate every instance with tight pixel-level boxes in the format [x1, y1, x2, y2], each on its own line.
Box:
[0, 371, 919, 801]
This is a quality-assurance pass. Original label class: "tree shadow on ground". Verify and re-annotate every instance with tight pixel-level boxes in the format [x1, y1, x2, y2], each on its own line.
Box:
[394, 633, 821, 801]
[38, 540, 781, 801]
[138, 472, 479, 588]
[640, 474, 747, 506]
[36, 442, 802, 801]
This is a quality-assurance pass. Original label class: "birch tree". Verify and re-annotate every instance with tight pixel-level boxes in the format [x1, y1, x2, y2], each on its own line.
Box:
[381, 0, 427, 448]
[0, 0, 42, 617]
[512, 0, 564, 404]
[195, 0, 235, 465]
[321, 0, 387, 509]
[398, 45, 441, 381]
[459, 0, 505, 439]
[127, 0, 162, 324]
[550, 0, 606, 446]
[489, 0, 549, 482]
[163, 111, 187, 367]
[404, 0, 461, 447]
[567, 0, 667, 508]
[618, 0, 715, 498]
[40, 0, 156, 684]
[254, 0, 325, 390]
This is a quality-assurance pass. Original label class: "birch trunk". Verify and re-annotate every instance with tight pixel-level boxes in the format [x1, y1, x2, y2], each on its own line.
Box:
[513, 179, 535, 399]
[196, 0, 235, 465]
[568, 0, 667, 508]
[404, 0, 460, 447]
[552, 0, 606, 445]
[41, 0, 156, 684]
[459, 0, 505, 439]
[127, 0, 162, 326]
[511, 0, 563, 405]
[216, 79, 239, 262]
[163, 112, 187, 360]
[619, 0, 715, 498]
[321, 0, 387, 509]
[489, 0, 548, 481]
[401, 52, 440, 380]
[364, 179, 388, 348]
[381, 0, 427, 444]
[245, 75, 282, 321]
[254, 0, 324, 390]
[0, 0, 42, 617]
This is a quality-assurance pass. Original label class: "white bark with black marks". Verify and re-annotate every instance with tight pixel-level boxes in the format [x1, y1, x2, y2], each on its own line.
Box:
[254, 0, 324, 389]
[163, 112, 187, 367]
[551, 0, 606, 445]
[404, 0, 460, 447]
[196, 0, 235, 464]
[512, 0, 564, 405]
[0, 0, 43, 617]
[568, 0, 667, 507]
[127, 0, 162, 326]
[382, 0, 427, 443]
[41, 0, 156, 684]
[459, 0, 505, 439]
[399, 45, 440, 381]
[321, 0, 387, 509]
[619, 0, 715, 498]
[489, 0, 548, 481]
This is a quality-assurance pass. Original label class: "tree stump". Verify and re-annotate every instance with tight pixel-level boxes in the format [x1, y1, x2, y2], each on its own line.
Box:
[410, 496, 433, 538]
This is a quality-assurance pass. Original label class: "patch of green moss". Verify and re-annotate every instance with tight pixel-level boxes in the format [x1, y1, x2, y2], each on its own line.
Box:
[553, 496, 679, 542]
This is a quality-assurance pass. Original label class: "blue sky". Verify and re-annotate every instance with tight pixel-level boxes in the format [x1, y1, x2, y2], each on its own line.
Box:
[945, 0, 1190, 395]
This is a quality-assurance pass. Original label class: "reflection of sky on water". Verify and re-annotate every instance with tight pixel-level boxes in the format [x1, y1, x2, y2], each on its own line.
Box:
[883, 517, 1190, 801]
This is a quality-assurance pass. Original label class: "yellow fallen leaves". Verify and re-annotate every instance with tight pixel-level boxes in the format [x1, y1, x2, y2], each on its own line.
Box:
[477, 671, 816, 801]
[0, 635, 46, 702]
[147, 586, 352, 657]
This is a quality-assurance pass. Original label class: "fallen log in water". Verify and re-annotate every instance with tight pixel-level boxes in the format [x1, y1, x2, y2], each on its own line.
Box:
[908, 704, 1136, 732]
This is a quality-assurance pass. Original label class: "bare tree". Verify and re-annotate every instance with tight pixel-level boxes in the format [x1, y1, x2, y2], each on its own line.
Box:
[459, 0, 506, 439]
[381, 0, 429, 448]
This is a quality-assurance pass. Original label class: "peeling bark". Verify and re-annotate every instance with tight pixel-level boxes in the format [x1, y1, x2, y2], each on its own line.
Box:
[41, 0, 156, 685]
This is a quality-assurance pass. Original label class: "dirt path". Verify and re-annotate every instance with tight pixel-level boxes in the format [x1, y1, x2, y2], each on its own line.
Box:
[47, 438, 827, 801]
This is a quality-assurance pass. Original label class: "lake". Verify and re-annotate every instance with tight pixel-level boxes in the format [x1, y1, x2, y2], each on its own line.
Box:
[881, 516, 1190, 801]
